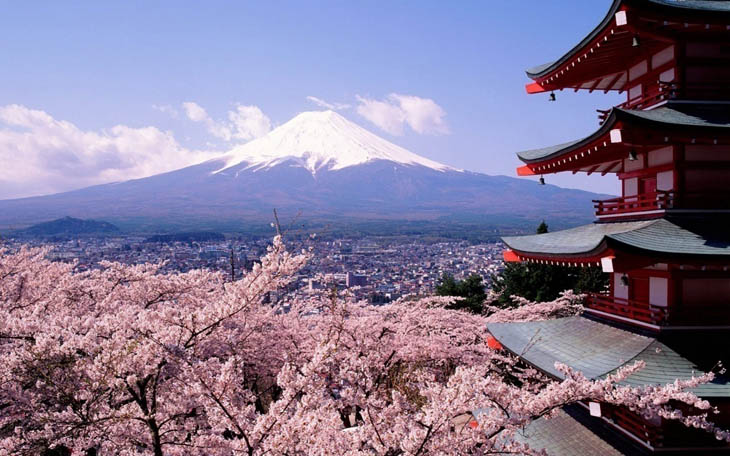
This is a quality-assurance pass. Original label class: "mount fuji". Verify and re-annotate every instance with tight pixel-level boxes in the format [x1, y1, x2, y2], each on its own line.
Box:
[0, 111, 605, 233]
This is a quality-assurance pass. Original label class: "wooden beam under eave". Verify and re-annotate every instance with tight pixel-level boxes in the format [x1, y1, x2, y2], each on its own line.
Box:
[601, 161, 622, 176]
[517, 165, 536, 176]
[603, 72, 624, 94]
[586, 164, 601, 176]
[588, 78, 602, 93]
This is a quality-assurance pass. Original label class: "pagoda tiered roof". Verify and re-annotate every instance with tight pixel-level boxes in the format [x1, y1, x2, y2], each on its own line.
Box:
[502, 216, 730, 264]
[487, 316, 730, 397]
[498, 0, 730, 451]
[516, 102, 730, 176]
[525, 0, 730, 94]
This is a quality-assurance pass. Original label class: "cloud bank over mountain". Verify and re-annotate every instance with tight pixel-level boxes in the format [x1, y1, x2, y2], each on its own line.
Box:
[0, 104, 218, 199]
[181, 101, 272, 142]
[0, 109, 601, 232]
[355, 93, 449, 136]
[0, 92, 451, 200]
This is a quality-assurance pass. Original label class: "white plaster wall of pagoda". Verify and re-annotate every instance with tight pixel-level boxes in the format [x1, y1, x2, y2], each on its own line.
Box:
[629, 60, 648, 81]
[628, 84, 642, 101]
[683, 278, 730, 306]
[657, 171, 673, 191]
[614, 273, 629, 300]
[659, 68, 676, 84]
[652, 46, 675, 69]
[624, 178, 638, 197]
[649, 277, 668, 307]
[601, 256, 615, 273]
[648, 146, 673, 167]
[624, 156, 644, 172]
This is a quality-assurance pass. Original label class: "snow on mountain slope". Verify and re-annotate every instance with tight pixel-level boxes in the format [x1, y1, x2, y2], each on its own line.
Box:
[215, 110, 459, 175]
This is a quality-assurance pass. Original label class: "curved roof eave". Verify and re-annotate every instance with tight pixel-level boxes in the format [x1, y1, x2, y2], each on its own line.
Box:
[526, 0, 730, 80]
[501, 220, 653, 258]
[516, 110, 620, 163]
[516, 102, 730, 164]
[605, 217, 730, 258]
[502, 217, 730, 259]
[526, 0, 623, 79]
[487, 316, 730, 397]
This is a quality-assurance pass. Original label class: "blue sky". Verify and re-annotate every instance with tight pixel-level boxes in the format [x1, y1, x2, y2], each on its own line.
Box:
[0, 1, 624, 199]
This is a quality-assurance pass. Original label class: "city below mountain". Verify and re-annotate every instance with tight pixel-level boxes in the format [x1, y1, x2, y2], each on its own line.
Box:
[0, 111, 607, 235]
[144, 232, 226, 243]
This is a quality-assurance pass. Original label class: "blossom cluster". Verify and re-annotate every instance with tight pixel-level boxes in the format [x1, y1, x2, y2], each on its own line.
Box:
[0, 239, 726, 455]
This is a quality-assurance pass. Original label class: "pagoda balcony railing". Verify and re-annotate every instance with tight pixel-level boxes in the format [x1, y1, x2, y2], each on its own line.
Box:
[593, 191, 673, 218]
[601, 403, 664, 447]
[586, 293, 730, 327]
[597, 81, 730, 123]
[597, 83, 675, 123]
[585, 293, 668, 326]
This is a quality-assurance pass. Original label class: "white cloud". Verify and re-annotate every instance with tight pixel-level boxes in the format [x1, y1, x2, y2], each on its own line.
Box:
[305, 96, 351, 111]
[151, 104, 179, 117]
[181, 101, 271, 142]
[0, 104, 220, 199]
[355, 95, 406, 135]
[355, 93, 449, 136]
[228, 105, 271, 141]
[182, 101, 209, 123]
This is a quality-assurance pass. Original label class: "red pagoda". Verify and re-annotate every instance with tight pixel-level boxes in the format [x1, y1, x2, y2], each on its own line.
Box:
[488, 1, 730, 454]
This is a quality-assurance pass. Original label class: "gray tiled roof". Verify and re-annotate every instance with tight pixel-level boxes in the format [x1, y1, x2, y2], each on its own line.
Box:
[620, 102, 730, 130]
[650, 0, 730, 12]
[527, 0, 730, 78]
[502, 220, 652, 257]
[487, 317, 730, 397]
[611, 339, 730, 397]
[518, 140, 583, 162]
[502, 217, 730, 258]
[609, 217, 730, 256]
[516, 102, 730, 163]
[513, 409, 626, 456]
[488, 317, 653, 379]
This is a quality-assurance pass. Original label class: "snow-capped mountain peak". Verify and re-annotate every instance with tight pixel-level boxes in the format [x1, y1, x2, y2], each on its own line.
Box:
[215, 110, 458, 175]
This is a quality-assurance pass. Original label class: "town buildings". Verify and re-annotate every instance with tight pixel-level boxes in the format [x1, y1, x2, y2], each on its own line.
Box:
[491, 1, 730, 454]
[4, 234, 504, 303]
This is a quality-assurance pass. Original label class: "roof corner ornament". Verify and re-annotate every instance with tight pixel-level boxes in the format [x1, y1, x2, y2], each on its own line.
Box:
[615, 10, 628, 27]
[609, 128, 623, 144]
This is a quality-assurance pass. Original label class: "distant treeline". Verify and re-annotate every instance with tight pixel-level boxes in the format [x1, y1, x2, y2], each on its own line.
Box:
[144, 231, 226, 243]
[10, 216, 120, 238]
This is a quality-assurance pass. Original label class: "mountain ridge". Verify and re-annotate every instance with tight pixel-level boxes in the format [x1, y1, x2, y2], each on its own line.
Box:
[215, 110, 458, 175]
[0, 111, 607, 234]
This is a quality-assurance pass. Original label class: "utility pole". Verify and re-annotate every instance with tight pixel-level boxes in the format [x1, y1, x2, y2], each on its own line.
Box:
[230, 247, 235, 282]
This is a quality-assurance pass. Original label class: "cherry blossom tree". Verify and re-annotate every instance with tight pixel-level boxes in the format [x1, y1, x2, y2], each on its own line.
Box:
[1, 238, 727, 455]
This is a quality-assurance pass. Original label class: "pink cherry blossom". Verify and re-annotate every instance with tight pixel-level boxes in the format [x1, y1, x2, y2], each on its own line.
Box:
[1, 239, 726, 455]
